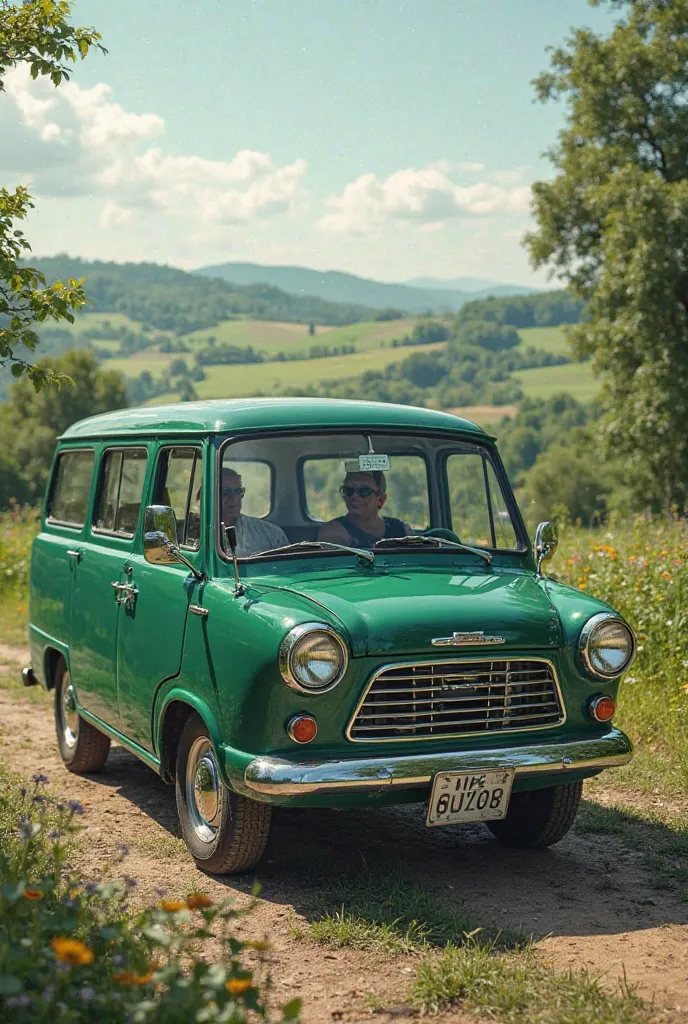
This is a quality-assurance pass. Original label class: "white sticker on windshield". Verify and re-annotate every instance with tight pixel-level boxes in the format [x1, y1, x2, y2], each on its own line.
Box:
[358, 454, 391, 472]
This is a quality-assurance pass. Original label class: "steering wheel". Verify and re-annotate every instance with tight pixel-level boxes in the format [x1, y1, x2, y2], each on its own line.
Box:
[422, 527, 462, 544]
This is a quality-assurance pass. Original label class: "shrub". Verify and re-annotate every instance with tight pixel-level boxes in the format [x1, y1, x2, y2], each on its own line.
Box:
[0, 770, 302, 1022]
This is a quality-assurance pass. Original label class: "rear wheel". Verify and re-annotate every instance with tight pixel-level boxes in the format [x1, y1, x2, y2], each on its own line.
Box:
[175, 714, 271, 874]
[54, 658, 111, 773]
[486, 780, 583, 848]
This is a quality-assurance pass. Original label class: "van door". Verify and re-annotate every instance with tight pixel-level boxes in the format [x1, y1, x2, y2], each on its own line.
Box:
[69, 446, 149, 729]
[115, 445, 205, 752]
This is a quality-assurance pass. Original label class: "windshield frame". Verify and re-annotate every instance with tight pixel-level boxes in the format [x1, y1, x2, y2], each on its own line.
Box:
[214, 427, 529, 566]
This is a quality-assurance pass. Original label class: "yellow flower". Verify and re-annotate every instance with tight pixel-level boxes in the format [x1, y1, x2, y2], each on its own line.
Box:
[159, 898, 187, 912]
[114, 961, 159, 986]
[243, 940, 271, 951]
[226, 977, 253, 995]
[23, 889, 44, 900]
[186, 892, 213, 909]
[51, 936, 94, 966]
[578, 583, 587, 590]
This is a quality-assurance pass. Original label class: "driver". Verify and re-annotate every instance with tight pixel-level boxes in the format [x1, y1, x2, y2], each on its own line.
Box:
[221, 467, 289, 557]
[318, 470, 412, 549]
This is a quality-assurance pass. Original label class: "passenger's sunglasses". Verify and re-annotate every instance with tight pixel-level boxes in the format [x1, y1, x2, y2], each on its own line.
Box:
[340, 485, 378, 498]
[222, 486, 246, 498]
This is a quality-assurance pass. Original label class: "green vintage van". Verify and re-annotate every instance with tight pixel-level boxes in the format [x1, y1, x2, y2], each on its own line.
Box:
[25, 398, 635, 873]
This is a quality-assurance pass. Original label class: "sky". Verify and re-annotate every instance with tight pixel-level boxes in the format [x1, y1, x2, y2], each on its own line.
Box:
[1, 0, 618, 286]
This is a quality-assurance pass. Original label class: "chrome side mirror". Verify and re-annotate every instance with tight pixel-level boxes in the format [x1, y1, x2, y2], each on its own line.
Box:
[534, 521, 558, 576]
[144, 505, 204, 580]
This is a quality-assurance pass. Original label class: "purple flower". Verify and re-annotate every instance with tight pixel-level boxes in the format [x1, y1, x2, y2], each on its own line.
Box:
[79, 986, 96, 1003]
[112, 954, 125, 966]
[48, 830, 63, 840]
[155, 887, 166, 897]
[85, 882, 98, 895]
[41, 986, 55, 1001]
[5, 994, 31, 1008]
[20, 786, 27, 798]
[123, 875, 137, 889]
[68, 800, 85, 816]
[32, 773, 48, 785]
[32, 795, 46, 805]
[18, 816, 34, 842]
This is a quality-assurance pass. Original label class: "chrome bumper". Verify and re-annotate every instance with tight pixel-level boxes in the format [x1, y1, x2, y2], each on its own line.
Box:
[243, 728, 632, 797]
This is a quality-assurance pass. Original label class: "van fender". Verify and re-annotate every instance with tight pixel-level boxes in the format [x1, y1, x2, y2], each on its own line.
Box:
[153, 686, 228, 784]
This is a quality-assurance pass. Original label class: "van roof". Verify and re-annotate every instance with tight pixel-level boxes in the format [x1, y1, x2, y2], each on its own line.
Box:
[59, 397, 494, 441]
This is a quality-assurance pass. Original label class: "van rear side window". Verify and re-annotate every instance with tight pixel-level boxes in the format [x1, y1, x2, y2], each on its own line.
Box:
[48, 449, 95, 527]
[94, 448, 148, 537]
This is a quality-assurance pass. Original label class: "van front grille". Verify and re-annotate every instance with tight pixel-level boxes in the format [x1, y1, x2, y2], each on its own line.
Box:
[347, 659, 564, 742]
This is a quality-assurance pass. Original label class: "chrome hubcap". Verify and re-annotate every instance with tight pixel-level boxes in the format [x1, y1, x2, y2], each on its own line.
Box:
[186, 737, 223, 844]
[60, 675, 79, 749]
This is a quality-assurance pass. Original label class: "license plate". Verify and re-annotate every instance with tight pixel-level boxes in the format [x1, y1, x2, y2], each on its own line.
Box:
[426, 768, 514, 827]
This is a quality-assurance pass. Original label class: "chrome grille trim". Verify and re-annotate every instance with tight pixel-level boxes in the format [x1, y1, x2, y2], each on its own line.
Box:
[346, 657, 565, 743]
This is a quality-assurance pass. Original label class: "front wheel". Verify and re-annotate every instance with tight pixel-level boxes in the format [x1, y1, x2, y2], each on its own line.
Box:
[54, 658, 111, 773]
[175, 714, 271, 874]
[486, 780, 583, 848]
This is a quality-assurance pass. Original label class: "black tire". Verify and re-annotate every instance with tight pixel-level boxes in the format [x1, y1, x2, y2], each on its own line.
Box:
[486, 780, 583, 848]
[54, 658, 111, 773]
[175, 713, 271, 874]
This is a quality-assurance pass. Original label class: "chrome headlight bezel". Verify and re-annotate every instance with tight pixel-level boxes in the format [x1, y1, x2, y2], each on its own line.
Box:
[279, 622, 348, 694]
[579, 612, 636, 680]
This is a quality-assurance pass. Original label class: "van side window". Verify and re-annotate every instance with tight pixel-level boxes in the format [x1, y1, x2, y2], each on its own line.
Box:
[48, 449, 95, 527]
[94, 449, 148, 537]
[155, 447, 202, 549]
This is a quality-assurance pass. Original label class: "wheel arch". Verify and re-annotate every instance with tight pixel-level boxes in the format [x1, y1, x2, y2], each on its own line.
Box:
[156, 692, 224, 785]
[44, 646, 66, 691]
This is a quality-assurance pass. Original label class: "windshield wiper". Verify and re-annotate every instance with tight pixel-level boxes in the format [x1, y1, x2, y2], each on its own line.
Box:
[373, 535, 492, 564]
[253, 540, 375, 564]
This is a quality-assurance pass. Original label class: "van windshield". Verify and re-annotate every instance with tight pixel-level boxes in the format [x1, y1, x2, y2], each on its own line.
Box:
[219, 432, 522, 560]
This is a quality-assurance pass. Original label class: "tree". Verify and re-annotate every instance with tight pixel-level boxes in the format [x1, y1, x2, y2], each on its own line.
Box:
[453, 319, 520, 352]
[0, 349, 127, 507]
[526, 0, 688, 510]
[0, 1, 105, 388]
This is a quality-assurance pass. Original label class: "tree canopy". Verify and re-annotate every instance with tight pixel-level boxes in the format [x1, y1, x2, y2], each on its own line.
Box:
[526, 0, 688, 510]
[0, 1, 105, 389]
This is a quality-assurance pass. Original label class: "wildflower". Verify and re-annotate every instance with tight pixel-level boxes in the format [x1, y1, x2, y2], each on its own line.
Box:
[112, 954, 126, 966]
[186, 892, 213, 909]
[23, 888, 44, 900]
[51, 936, 95, 966]
[114, 963, 158, 986]
[79, 986, 96, 1003]
[68, 800, 85, 816]
[48, 830, 63, 840]
[123, 875, 137, 889]
[159, 898, 187, 912]
[226, 978, 253, 995]
[32, 773, 48, 785]
[115, 843, 130, 857]
[5, 994, 31, 1009]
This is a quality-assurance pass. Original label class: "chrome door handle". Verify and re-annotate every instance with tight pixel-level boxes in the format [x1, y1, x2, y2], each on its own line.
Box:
[67, 549, 82, 562]
[111, 581, 138, 609]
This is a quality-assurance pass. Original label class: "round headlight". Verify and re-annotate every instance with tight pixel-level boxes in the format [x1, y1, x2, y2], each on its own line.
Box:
[279, 623, 348, 693]
[580, 613, 635, 678]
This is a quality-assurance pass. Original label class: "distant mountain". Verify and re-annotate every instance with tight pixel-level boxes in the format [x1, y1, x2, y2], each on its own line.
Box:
[193, 262, 536, 314]
[406, 276, 537, 296]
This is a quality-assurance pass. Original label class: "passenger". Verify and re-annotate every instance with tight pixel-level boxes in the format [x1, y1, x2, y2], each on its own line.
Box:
[318, 470, 412, 549]
[221, 467, 289, 557]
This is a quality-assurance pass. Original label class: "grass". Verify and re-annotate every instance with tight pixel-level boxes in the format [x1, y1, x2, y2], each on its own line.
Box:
[290, 862, 524, 956]
[179, 316, 419, 356]
[410, 942, 647, 1021]
[517, 325, 570, 356]
[576, 798, 688, 901]
[555, 517, 688, 799]
[516, 361, 600, 402]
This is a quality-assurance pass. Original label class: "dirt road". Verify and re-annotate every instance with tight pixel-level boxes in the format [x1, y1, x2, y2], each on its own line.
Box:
[1, 643, 686, 1022]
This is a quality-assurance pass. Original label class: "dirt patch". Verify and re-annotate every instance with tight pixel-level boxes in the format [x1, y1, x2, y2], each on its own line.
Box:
[1, 644, 687, 1022]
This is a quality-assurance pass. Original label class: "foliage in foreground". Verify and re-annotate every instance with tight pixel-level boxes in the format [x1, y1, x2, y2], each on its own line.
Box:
[0, 769, 301, 1022]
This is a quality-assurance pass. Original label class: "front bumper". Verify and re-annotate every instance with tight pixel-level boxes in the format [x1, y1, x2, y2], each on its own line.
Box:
[243, 727, 632, 799]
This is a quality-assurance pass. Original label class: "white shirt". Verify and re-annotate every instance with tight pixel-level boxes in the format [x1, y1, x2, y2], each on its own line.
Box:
[234, 514, 289, 558]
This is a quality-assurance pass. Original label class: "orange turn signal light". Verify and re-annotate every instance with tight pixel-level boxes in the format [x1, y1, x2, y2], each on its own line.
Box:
[287, 714, 318, 744]
[589, 695, 616, 722]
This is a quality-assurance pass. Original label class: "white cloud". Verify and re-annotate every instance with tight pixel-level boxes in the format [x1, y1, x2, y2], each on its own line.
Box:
[490, 167, 531, 186]
[0, 66, 306, 230]
[457, 161, 485, 172]
[318, 165, 531, 235]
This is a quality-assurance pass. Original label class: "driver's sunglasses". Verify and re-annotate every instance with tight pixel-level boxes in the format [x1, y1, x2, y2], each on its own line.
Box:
[222, 486, 246, 498]
[340, 484, 378, 498]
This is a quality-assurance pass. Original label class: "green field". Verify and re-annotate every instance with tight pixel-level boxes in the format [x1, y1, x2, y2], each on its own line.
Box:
[515, 360, 600, 401]
[517, 324, 570, 355]
[180, 316, 419, 355]
[69, 311, 151, 336]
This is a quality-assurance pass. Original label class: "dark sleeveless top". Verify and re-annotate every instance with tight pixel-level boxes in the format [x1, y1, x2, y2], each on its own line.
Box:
[336, 515, 406, 549]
